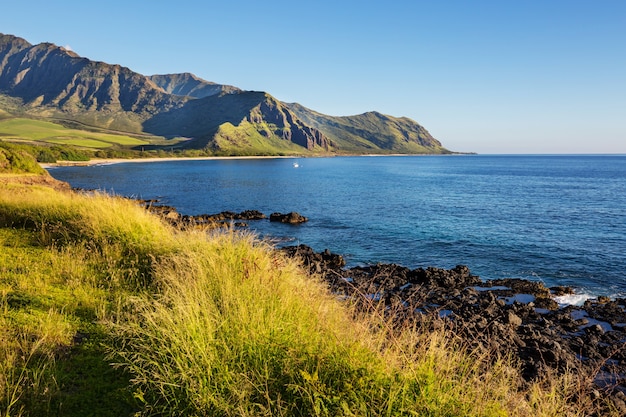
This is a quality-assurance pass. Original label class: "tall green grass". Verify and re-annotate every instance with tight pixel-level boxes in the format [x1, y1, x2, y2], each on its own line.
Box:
[110, 231, 521, 416]
[0, 182, 618, 416]
[0, 186, 174, 290]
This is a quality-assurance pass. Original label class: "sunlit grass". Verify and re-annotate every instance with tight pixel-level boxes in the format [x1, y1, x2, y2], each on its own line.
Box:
[0, 181, 620, 416]
[0, 118, 148, 148]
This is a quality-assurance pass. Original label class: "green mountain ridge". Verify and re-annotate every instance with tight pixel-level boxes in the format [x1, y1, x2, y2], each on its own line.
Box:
[286, 103, 448, 154]
[0, 33, 452, 155]
[143, 91, 332, 153]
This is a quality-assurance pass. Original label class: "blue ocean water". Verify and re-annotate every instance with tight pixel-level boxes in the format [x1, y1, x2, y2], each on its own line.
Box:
[48, 155, 626, 298]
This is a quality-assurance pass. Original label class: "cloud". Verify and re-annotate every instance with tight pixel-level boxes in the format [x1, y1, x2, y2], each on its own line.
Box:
[63, 45, 73, 52]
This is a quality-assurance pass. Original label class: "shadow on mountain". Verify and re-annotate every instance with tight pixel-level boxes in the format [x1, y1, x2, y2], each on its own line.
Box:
[142, 91, 268, 148]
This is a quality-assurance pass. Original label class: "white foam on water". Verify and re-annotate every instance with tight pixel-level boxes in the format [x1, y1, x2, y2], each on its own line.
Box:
[554, 293, 594, 306]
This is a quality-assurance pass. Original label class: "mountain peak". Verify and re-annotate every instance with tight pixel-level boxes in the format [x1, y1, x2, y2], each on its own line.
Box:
[149, 73, 240, 99]
[0, 33, 32, 48]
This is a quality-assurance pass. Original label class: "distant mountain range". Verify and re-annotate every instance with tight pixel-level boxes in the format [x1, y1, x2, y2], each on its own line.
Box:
[0, 33, 451, 155]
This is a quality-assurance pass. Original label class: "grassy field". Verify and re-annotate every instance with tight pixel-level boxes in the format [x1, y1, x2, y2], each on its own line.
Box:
[0, 169, 618, 415]
[0, 118, 150, 148]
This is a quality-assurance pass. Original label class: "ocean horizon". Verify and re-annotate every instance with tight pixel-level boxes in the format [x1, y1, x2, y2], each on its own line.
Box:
[48, 154, 626, 300]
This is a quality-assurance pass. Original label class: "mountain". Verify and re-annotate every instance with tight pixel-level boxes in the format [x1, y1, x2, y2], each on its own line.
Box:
[149, 73, 240, 98]
[286, 103, 448, 154]
[0, 33, 184, 133]
[143, 91, 331, 153]
[0, 33, 451, 155]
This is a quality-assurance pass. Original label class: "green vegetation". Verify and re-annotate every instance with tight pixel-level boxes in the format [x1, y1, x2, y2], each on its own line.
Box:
[1, 140, 92, 164]
[287, 104, 451, 155]
[0, 157, 616, 415]
[212, 122, 310, 156]
[0, 118, 149, 148]
[0, 118, 214, 163]
[0, 143, 47, 174]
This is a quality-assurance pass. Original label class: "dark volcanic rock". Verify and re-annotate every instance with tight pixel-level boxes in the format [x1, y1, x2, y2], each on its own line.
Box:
[281, 245, 346, 275]
[280, 244, 626, 405]
[143, 203, 267, 229]
[269, 212, 308, 224]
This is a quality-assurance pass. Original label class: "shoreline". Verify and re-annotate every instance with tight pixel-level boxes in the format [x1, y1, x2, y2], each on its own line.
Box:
[282, 244, 626, 399]
[39, 152, 472, 169]
[4, 175, 626, 404]
[39, 155, 300, 169]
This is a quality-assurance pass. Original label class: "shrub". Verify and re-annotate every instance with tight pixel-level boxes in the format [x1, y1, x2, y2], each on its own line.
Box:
[0, 142, 47, 174]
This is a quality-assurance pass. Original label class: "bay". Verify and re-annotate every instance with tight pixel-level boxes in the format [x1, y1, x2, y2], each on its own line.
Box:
[48, 155, 626, 298]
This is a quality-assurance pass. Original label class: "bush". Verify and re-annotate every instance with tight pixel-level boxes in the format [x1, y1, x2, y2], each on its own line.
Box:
[0, 142, 47, 174]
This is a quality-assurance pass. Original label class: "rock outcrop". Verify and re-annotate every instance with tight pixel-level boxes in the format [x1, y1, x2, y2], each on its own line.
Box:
[282, 245, 626, 411]
[255, 98, 330, 150]
[269, 212, 309, 224]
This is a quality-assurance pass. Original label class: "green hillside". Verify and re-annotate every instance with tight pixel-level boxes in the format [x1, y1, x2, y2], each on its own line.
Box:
[144, 91, 331, 154]
[287, 104, 451, 154]
[0, 118, 149, 148]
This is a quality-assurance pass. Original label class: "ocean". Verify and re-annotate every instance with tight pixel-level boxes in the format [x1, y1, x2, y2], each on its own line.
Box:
[48, 155, 626, 299]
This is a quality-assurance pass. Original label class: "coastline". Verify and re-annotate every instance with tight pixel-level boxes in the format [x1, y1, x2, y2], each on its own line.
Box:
[39, 155, 300, 169]
[39, 152, 470, 169]
[3, 173, 626, 410]
[282, 244, 626, 401]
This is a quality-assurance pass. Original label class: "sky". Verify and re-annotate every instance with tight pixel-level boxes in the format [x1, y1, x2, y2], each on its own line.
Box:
[1, 0, 625, 154]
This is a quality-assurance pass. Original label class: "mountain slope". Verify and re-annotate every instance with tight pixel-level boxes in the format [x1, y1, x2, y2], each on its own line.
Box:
[149, 73, 240, 98]
[142, 72, 449, 154]
[0, 33, 452, 155]
[0, 34, 184, 133]
[286, 103, 449, 154]
[144, 91, 331, 153]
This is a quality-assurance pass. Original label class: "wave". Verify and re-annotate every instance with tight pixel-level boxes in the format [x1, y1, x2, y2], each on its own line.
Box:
[554, 293, 594, 306]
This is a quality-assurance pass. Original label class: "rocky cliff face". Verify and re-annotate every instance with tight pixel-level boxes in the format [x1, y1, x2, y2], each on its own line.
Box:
[146, 74, 331, 150]
[0, 34, 183, 119]
[143, 91, 331, 152]
[253, 98, 331, 150]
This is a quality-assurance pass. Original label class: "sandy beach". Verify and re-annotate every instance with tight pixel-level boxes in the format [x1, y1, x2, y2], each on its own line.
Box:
[39, 153, 458, 169]
[39, 155, 300, 169]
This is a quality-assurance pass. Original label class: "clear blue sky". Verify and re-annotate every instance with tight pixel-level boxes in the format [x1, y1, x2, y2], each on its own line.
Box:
[2, 0, 625, 153]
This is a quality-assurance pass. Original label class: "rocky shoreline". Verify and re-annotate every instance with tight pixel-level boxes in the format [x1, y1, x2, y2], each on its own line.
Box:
[145, 202, 626, 412]
[281, 244, 626, 413]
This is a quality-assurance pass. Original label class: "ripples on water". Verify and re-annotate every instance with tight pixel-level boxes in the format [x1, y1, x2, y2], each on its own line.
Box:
[49, 155, 626, 297]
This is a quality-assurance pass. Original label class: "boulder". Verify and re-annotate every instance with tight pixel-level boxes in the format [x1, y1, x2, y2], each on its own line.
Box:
[269, 212, 308, 224]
